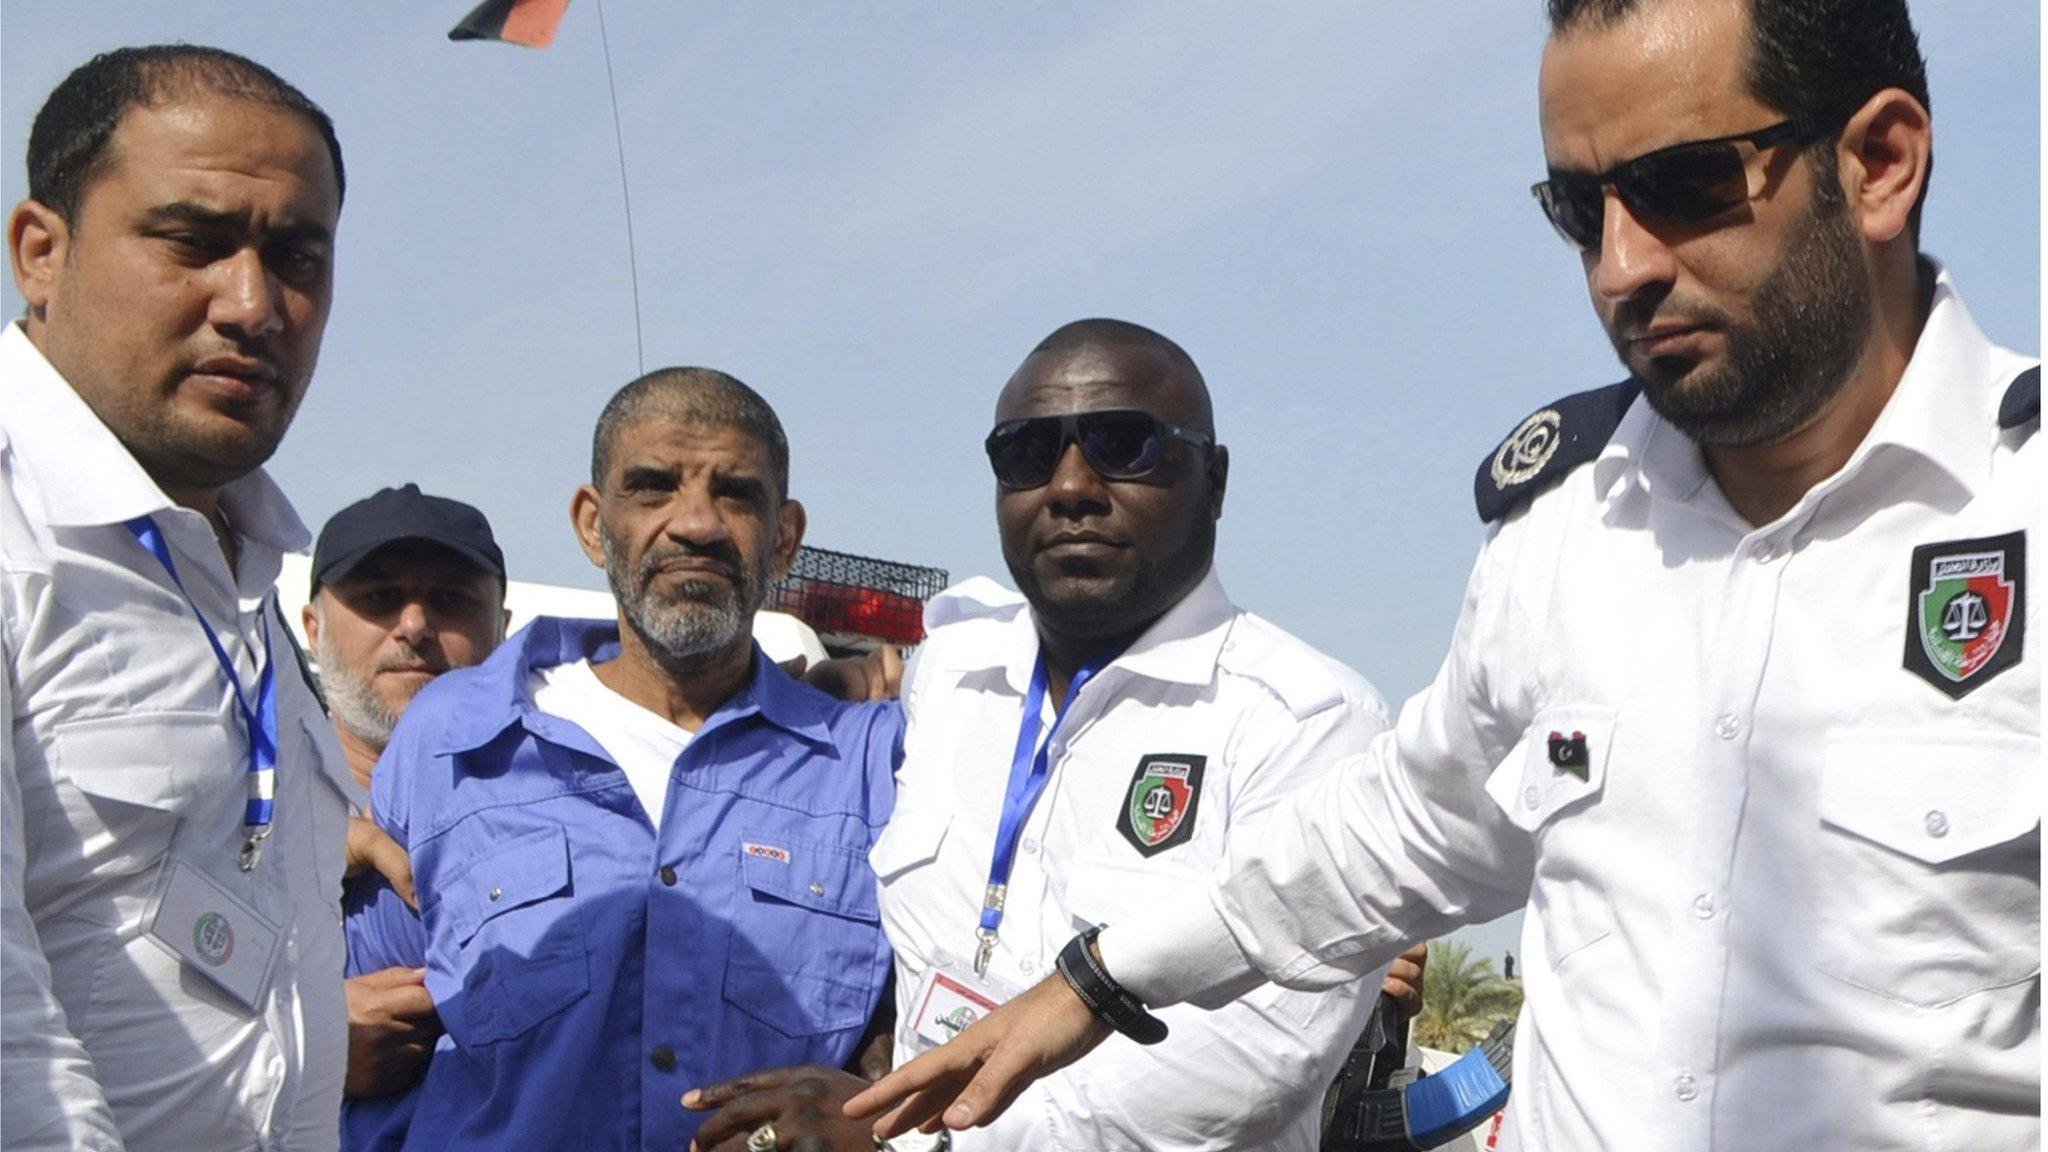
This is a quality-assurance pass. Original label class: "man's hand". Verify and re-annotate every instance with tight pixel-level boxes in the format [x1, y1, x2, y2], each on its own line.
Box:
[1383, 941, 1428, 1020]
[685, 1065, 879, 1152]
[802, 644, 904, 703]
[843, 972, 1110, 1137]
[344, 966, 440, 1099]
[345, 816, 416, 909]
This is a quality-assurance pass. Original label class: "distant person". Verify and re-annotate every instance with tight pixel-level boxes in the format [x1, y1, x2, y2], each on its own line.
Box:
[690, 319, 1418, 1152]
[343, 368, 902, 1152]
[2, 45, 353, 1151]
[852, 1, 2040, 1148]
[303, 485, 510, 1101]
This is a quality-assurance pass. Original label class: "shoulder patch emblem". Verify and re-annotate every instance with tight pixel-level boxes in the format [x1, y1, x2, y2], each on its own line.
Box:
[1998, 365, 2039, 431]
[1490, 409, 1564, 488]
[1116, 754, 1205, 857]
[1904, 530, 2025, 699]
[1474, 380, 1641, 523]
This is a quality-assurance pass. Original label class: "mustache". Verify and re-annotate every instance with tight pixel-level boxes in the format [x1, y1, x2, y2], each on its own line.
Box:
[636, 542, 745, 587]
[372, 645, 448, 675]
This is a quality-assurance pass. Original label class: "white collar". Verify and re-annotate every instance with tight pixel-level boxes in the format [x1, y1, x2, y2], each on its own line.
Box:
[1593, 263, 2008, 511]
[935, 566, 1237, 696]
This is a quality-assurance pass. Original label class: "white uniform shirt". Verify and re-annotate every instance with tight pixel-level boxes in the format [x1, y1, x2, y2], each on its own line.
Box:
[875, 568, 1393, 1151]
[0, 323, 356, 1151]
[1103, 270, 2040, 1151]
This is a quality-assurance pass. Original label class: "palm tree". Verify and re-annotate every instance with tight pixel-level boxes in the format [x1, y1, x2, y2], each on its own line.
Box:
[1411, 941, 1523, 1053]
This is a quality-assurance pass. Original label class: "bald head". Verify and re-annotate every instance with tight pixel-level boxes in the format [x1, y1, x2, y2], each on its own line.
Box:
[997, 318, 1214, 434]
[591, 367, 790, 498]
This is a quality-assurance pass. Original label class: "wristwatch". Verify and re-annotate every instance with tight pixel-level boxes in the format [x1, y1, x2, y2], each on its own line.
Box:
[1056, 924, 1169, 1045]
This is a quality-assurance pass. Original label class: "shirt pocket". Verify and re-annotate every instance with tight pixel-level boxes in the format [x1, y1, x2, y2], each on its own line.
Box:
[868, 808, 951, 882]
[48, 711, 237, 876]
[723, 831, 886, 1039]
[1485, 706, 1618, 970]
[1812, 728, 2040, 1008]
[425, 825, 592, 1046]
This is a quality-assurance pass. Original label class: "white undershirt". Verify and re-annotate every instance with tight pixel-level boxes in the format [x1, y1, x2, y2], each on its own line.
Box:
[530, 658, 691, 828]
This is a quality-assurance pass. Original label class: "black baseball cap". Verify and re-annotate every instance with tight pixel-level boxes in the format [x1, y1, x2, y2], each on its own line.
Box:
[310, 484, 506, 596]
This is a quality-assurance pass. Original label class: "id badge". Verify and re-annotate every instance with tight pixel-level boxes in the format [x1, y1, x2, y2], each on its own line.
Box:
[142, 821, 292, 1011]
[900, 949, 1020, 1055]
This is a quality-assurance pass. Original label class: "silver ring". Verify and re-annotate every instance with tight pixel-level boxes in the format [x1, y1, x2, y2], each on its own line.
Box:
[745, 1124, 780, 1152]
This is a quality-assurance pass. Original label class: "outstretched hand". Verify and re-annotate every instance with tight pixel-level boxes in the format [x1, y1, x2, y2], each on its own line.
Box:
[843, 973, 1111, 1137]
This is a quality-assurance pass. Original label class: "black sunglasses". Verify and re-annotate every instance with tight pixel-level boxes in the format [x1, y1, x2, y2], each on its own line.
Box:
[984, 409, 1213, 490]
[1531, 118, 1822, 251]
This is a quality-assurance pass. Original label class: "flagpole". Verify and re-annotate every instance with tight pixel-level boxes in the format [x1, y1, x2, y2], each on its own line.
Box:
[591, 0, 647, 375]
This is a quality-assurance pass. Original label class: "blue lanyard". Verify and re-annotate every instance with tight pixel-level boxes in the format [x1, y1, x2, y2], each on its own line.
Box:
[975, 649, 1114, 975]
[124, 516, 278, 872]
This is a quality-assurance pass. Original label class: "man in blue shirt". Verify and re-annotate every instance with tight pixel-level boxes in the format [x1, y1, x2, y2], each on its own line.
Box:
[344, 368, 901, 1151]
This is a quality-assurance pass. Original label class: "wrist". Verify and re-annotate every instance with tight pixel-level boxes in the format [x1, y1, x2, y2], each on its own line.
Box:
[1056, 925, 1168, 1045]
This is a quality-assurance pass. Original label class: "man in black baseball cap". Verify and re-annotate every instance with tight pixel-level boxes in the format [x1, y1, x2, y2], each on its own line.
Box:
[303, 484, 510, 1102]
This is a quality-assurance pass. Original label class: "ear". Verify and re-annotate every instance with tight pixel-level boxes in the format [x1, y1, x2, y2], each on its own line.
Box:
[301, 598, 322, 647]
[1837, 87, 1931, 246]
[1206, 444, 1230, 520]
[571, 485, 607, 569]
[770, 499, 807, 583]
[9, 198, 69, 321]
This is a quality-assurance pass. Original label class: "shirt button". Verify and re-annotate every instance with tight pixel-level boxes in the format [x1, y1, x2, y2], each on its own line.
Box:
[659, 866, 678, 886]
[1713, 714, 1742, 741]
[650, 1046, 677, 1072]
[1019, 957, 1037, 975]
[1675, 1074, 1698, 1102]
[1021, 838, 1040, 855]
[1924, 810, 1950, 838]
[1692, 893, 1715, 919]
[488, 885, 503, 902]
[1522, 785, 1542, 810]
[809, 882, 827, 897]
[1752, 543, 1777, 563]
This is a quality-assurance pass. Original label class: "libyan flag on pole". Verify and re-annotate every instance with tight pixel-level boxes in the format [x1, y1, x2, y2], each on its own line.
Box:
[449, 0, 572, 48]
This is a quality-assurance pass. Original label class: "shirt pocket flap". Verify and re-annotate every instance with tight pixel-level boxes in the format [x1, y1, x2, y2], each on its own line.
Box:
[1486, 706, 1617, 833]
[868, 807, 952, 881]
[1818, 730, 2040, 865]
[50, 710, 232, 813]
[439, 825, 573, 946]
[739, 833, 880, 922]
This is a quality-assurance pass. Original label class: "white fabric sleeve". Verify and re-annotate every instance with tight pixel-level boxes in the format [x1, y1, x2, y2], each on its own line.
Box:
[1024, 688, 1394, 1148]
[0, 617, 125, 1150]
[1105, 543, 1536, 1007]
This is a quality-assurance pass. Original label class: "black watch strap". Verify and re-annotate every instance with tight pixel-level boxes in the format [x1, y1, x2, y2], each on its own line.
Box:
[1056, 925, 1168, 1046]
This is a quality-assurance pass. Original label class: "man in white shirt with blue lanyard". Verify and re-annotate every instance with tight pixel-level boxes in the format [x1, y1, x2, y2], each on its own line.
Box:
[690, 319, 1408, 1151]
[2, 46, 355, 1151]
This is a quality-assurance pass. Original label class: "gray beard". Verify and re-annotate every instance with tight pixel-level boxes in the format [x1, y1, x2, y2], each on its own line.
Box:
[313, 632, 403, 751]
[602, 530, 764, 666]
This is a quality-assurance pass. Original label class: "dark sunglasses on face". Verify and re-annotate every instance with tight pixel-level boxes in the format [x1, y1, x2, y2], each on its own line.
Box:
[1531, 117, 1822, 251]
[984, 409, 1214, 490]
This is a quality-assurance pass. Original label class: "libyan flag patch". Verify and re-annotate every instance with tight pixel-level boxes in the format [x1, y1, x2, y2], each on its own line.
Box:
[1904, 529, 2025, 700]
[1116, 754, 1205, 857]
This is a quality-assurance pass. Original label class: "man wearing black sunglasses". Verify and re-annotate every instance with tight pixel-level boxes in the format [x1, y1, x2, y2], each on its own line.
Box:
[850, 1, 2038, 1149]
[693, 319, 1411, 1151]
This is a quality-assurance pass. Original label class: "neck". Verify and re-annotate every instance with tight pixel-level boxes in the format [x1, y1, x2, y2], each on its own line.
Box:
[1037, 621, 1147, 714]
[162, 480, 238, 568]
[1704, 260, 1931, 527]
[593, 618, 755, 731]
[334, 722, 384, 795]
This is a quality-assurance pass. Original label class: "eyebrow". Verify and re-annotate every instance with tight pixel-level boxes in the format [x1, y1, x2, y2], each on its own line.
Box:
[139, 201, 333, 245]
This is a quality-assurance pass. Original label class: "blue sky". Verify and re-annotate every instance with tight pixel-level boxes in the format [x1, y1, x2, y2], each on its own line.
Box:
[5, 1, 2037, 968]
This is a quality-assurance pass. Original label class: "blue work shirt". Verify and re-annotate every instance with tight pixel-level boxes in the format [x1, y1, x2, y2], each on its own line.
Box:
[342, 617, 902, 1152]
